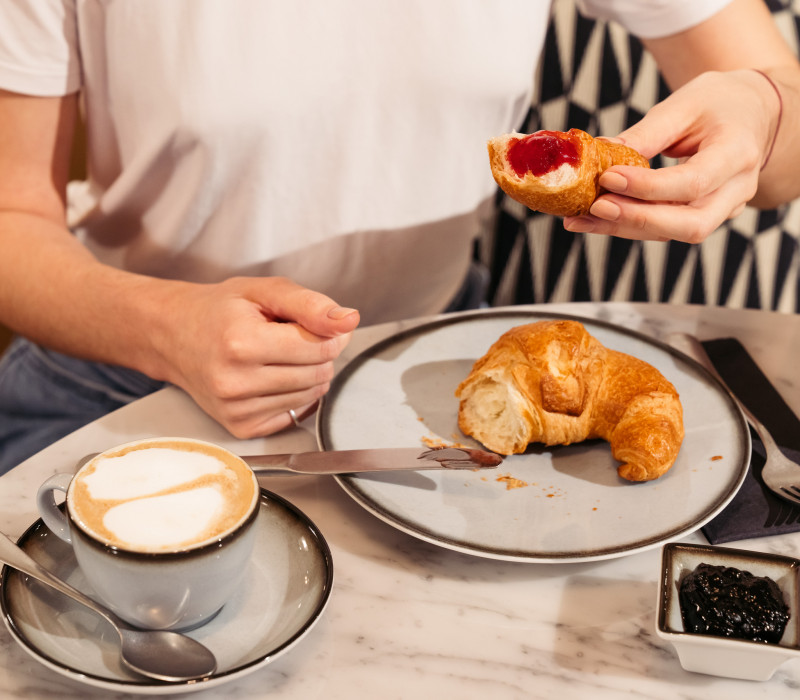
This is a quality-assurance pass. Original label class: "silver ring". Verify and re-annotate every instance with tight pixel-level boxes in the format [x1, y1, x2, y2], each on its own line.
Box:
[288, 408, 300, 427]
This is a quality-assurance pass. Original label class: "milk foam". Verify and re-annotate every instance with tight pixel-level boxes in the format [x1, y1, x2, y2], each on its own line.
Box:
[103, 487, 225, 550]
[70, 441, 258, 553]
[82, 448, 226, 500]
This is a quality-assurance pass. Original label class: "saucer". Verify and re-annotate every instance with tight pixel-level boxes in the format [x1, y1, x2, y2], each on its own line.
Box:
[0, 489, 333, 695]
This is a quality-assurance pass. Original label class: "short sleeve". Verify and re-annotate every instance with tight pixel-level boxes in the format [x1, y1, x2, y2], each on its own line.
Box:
[0, 0, 81, 96]
[576, 0, 734, 39]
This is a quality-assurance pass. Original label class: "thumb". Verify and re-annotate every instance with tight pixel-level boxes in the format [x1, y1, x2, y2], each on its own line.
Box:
[258, 278, 360, 338]
[318, 302, 361, 336]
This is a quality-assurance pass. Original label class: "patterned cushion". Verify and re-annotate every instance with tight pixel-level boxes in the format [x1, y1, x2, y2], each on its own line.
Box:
[486, 0, 800, 312]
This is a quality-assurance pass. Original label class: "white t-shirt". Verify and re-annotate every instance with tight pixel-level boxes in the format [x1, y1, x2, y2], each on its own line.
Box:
[0, 0, 731, 324]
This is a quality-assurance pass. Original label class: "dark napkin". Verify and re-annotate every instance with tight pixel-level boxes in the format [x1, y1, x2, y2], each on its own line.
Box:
[700, 338, 800, 544]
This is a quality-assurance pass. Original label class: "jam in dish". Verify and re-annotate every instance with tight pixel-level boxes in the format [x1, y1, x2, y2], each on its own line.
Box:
[679, 563, 790, 644]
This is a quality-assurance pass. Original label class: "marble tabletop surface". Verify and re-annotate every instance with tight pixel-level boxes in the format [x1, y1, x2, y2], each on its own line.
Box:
[2, 302, 800, 699]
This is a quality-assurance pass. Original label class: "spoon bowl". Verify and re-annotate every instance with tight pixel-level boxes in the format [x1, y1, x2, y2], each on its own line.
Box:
[113, 627, 218, 683]
[0, 531, 217, 682]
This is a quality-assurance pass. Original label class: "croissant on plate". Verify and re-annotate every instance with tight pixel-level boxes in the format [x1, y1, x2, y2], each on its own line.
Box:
[487, 128, 649, 217]
[455, 320, 684, 482]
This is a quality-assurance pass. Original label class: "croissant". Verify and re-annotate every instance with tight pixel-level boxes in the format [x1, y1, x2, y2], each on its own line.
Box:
[487, 128, 649, 217]
[455, 320, 684, 482]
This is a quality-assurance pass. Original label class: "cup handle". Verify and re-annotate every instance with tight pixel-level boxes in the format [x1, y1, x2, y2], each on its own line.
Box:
[37, 473, 74, 544]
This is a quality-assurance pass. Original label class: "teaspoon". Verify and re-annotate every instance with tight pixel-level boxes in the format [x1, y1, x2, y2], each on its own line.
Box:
[0, 531, 217, 683]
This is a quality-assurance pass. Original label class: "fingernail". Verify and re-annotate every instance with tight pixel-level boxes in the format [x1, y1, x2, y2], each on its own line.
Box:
[563, 216, 595, 233]
[599, 172, 628, 193]
[328, 306, 358, 320]
[589, 199, 621, 221]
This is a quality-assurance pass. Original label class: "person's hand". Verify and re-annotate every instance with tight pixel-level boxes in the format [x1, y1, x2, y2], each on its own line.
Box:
[151, 276, 360, 438]
[563, 69, 780, 242]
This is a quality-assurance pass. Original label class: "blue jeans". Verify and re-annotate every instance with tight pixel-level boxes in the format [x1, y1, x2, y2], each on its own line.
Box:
[0, 338, 166, 474]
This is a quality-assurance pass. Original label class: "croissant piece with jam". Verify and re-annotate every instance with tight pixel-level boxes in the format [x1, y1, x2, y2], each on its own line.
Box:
[487, 128, 649, 217]
[455, 320, 684, 482]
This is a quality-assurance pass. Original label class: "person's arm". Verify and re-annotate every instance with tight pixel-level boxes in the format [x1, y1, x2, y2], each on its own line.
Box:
[642, 0, 799, 209]
[563, 0, 800, 242]
[0, 89, 359, 437]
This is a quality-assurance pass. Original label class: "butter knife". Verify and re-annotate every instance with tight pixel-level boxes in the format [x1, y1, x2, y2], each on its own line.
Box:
[241, 446, 503, 476]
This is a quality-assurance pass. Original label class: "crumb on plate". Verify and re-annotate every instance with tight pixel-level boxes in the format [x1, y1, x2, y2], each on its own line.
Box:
[496, 474, 529, 490]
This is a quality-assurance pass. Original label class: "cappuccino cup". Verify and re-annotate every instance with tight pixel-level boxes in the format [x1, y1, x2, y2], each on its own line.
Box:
[37, 437, 260, 631]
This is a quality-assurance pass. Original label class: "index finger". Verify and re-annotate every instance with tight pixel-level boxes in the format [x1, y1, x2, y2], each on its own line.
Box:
[247, 318, 353, 366]
[600, 139, 753, 206]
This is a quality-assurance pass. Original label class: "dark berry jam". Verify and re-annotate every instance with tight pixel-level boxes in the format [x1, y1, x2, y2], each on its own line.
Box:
[506, 130, 580, 178]
[679, 563, 790, 644]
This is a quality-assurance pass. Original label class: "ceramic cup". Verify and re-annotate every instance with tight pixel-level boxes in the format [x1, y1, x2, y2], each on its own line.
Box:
[37, 437, 260, 631]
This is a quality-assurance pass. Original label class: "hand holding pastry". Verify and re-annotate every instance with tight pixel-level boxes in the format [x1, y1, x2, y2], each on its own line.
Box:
[562, 70, 789, 242]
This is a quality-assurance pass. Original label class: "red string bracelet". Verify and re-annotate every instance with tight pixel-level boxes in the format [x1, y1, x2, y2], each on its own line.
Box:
[753, 69, 783, 171]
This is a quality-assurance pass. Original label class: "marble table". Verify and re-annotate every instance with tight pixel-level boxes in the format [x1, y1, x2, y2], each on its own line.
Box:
[2, 302, 800, 699]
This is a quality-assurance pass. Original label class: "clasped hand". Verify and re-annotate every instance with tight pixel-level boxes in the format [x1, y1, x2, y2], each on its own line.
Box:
[157, 276, 359, 438]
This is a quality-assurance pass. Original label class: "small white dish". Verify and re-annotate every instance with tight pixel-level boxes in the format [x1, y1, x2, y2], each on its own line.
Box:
[656, 542, 800, 681]
[1, 489, 333, 695]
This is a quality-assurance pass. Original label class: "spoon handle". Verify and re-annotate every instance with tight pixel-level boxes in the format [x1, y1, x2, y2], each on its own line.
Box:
[0, 531, 124, 631]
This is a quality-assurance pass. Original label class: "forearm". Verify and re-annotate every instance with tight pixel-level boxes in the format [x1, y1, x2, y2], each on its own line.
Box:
[747, 64, 800, 209]
[642, 0, 800, 210]
[0, 207, 361, 440]
[0, 211, 186, 381]
[0, 89, 188, 382]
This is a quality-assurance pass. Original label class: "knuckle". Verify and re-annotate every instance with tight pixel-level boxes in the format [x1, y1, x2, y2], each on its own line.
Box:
[315, 361, 335, 385]
[637, 180, 658, 201]
[685, 171, 712, 202]
[314, 381, 331, 399]
[683, 219, 713, 245]
[267, 276, 293, 294]
[626, 207, 649, 232]
[207, 371, 242, 400]
[742, 179, 759, 202]
[218, 327, 250, 364]
[302, 383, 330, 406]
[218, 275, 251, 294]
[208, 379, 233, 401]
[742, 145, 762, 173]
[227, 421, 259, 440]
[317, 336, 344, 363]
[624, 172, 657, 201]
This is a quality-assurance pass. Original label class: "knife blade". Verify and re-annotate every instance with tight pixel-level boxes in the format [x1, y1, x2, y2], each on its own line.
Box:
[241, 446, 503, 476]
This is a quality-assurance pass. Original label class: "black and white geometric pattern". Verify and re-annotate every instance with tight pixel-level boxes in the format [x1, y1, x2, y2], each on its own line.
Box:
[484, 0, 800, 312]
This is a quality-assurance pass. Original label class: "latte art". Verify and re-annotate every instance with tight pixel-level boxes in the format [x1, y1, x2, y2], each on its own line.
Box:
[69, 439, 259, 553]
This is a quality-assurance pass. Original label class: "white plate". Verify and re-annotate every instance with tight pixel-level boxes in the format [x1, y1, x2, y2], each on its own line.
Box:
[318, 310, 750, 563]
[0, 489, 333, 695]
